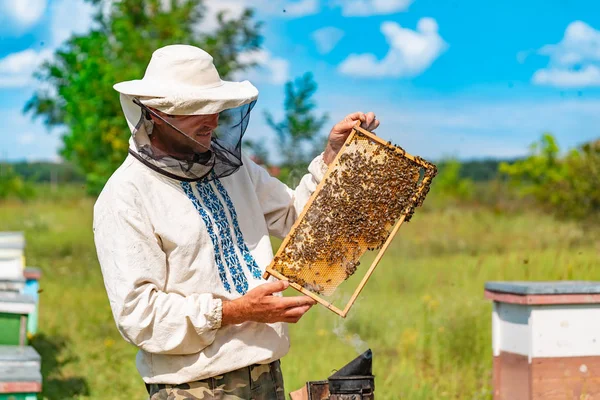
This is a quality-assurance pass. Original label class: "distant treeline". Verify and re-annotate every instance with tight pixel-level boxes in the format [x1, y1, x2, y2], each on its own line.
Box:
[2, 162, 85, 183]
[454, 158, 519, 181]
[4, 158, 514, 183]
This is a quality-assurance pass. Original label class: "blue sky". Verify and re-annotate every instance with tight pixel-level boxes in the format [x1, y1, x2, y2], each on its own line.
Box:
[1, 0, 600, 162]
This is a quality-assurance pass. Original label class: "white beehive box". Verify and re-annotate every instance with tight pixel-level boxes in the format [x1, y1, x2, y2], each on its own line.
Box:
[0, 232, 25, 280]
[485, 281, 600, 400]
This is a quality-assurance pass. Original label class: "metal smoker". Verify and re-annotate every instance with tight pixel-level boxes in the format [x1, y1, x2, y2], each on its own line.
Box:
[291, 349, 375, 400]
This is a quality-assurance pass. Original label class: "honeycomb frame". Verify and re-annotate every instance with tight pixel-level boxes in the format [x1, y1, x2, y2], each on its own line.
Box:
[263, 123, 437, 317]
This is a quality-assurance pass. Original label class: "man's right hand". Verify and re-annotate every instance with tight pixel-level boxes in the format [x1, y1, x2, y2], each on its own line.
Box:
[221, 280, 316, 326]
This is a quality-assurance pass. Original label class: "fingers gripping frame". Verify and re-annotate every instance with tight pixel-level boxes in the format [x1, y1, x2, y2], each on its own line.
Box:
[263, 124, 437, 317]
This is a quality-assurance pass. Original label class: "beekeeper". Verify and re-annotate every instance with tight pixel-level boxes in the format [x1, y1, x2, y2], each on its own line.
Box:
[93, 44, 379, 399]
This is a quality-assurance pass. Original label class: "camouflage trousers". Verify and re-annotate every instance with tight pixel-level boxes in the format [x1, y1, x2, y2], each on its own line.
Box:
[146, 360, 285, 400]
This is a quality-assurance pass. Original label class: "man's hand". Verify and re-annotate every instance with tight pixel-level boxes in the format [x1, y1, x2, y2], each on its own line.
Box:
[221, 281, 316, 326]
[323, 111, 380, 165]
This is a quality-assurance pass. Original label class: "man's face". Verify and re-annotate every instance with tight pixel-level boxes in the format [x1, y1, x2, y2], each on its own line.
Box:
[150, 108, 219, 154]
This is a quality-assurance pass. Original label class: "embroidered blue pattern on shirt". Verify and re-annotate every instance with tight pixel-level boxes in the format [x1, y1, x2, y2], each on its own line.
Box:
[195, 181, 249, 295]
[212, 178, 262, 279]
[180, 182, 231, 293]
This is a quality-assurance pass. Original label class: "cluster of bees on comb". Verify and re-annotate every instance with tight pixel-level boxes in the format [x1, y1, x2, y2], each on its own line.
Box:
[271, 130, 437, 296]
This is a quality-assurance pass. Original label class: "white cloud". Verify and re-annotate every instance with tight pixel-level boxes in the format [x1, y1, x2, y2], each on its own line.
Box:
[539, 21, 600, 66]
[282, 0, 319, 17]
[516, 50, 531, 64]
[0, 109, 61, 162]
[233, 49, 290, 85]
[194, 0, 248, 33]
[533, 65, 600, 88]
[312, 26, 345, 54]
[0, 49, 53, 88]
[335, 0, 412, 16]
[532, 21, 600, 88]
[0, 0, 95, 89]
[338, 18, 447, 78]
[249, 0, 320, 17]
[0, 0, 47, 27]
[49, 0, 96, 46]
[194, 0, 318, 31]
[17, 133, 35, 145]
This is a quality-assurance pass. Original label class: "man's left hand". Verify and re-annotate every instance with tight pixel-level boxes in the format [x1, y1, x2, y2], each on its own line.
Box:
[323, 112, 380, 165]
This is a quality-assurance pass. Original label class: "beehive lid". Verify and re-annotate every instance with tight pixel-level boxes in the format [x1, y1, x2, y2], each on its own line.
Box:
[23, 268, 42, 281]
[0, 346, 41, 363]
[485, 281, 600, 295]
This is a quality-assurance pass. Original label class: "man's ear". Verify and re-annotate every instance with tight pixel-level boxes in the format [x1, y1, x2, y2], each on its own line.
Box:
[149, 112, 163, 125]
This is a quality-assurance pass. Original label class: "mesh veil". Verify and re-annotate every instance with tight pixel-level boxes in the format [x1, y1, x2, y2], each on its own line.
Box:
[128, 98, 256, 182]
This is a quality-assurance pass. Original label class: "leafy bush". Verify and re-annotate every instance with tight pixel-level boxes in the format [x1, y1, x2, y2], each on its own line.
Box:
[431, 158, 475, 202]
[500, 133, 600, 222]
[0, 165, 36, 201]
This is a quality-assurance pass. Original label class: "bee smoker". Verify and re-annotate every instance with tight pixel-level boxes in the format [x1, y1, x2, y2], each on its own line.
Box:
[290, 349, 375, 400]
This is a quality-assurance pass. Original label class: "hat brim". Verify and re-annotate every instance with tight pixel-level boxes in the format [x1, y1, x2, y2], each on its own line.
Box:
[113, 79, 258, 115]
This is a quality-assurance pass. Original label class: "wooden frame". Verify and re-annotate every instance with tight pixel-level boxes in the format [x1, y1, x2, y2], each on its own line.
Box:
[263, 124, 435, 317]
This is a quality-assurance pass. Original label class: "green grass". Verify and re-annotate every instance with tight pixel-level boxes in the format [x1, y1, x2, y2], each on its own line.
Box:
[0, 194, 598, 399]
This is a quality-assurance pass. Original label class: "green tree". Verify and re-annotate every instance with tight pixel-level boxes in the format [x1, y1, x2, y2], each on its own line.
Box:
[433, 158, 474, 201]
[0, 165, 35, 201]
[500, 133, 600, 222]
[500, 133, 569, 205]
[26, 0, 262, 194]
[552, 139, 600, 220]
[264, 72, 328, 174]
[500, 134, 566, 192]
[458, 158, 515, 181]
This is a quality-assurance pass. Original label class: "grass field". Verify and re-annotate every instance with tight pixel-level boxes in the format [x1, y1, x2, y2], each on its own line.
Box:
[0, 187, 598, 399]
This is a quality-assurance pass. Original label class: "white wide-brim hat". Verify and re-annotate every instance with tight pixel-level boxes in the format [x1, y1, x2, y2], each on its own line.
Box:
[113, 44, 258, 115]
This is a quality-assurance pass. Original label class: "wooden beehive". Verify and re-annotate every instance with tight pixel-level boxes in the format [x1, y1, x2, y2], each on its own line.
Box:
[0, 345, 42, 400]
[263, 124, 436, 317]
[0, 293, 35, 346]
[486, 281, 600, 400]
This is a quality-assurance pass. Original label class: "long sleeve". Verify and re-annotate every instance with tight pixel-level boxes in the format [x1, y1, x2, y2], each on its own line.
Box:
[245, 153, 329, 239]
[93, 185, 222, 355]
